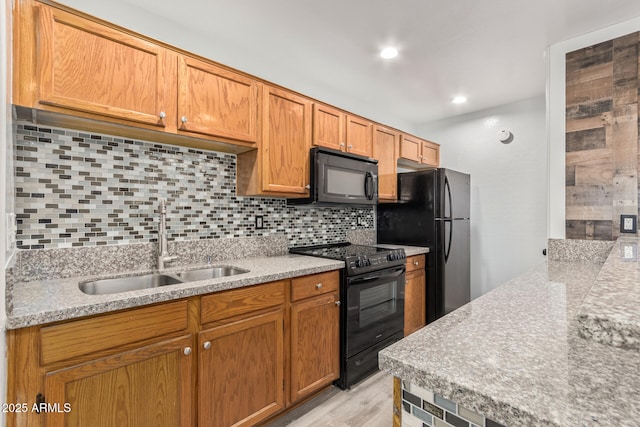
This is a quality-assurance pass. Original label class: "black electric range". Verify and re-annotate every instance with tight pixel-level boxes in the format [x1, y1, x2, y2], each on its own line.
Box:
[290, 242, 407, 389]
[290, 242, 406, 276]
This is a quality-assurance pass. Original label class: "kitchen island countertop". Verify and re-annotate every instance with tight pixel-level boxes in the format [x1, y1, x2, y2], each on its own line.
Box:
[379, 238, 640, 426]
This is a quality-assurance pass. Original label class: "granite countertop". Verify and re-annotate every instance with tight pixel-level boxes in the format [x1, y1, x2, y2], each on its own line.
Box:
[577, 237, 640, 349]
[375, 244, 429, 257]
[379, 239, 640, 426]
[6, 254, 343, 330]
[6, 243, 428, 330]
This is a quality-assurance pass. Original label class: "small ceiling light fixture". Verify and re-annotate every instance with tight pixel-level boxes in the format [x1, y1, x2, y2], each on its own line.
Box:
[452, 96, 467, 104]
[380, 47, 398, 59]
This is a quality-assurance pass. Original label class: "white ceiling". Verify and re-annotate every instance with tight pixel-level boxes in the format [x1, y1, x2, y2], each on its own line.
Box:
[67, 0, 640, 128]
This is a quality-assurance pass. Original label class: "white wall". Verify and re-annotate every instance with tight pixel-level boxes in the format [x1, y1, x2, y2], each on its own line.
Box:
[548, 16, 640, 238]
[417, 96, 547, 298]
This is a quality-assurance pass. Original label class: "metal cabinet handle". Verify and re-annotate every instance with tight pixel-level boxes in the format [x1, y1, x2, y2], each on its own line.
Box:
[181, 116, 188, 124]
[159, 111, 166, 119]
[305, 184, 311, 190]
[348, 144, 353, 149]
[203, 341, 211, 350]
[183, 347, 192, 356]
[339, 142, 345, 148]
[405, 280, 409, 285]
[335, 301, 341, 306]
[316, 283, 323, 290]
[414, 261, 419, 266]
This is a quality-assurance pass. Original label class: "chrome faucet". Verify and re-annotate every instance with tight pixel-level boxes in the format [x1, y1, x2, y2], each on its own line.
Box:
[157, 199, 178, 271]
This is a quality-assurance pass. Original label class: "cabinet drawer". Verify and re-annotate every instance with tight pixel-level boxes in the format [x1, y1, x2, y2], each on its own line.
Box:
[201, 280, 285, 324]
[406, 255, 426, 272]
[40, 300, 189, 365]
[291, 271, 340, 302]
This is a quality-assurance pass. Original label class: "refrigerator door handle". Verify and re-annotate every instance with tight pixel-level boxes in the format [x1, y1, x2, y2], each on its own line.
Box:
[445, 219, 453, 262]
[444, 174, 453, 220]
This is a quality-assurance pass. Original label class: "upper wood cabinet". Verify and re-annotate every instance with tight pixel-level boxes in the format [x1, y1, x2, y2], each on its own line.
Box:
[237, 86, 313, 196]
[313, 103, 345, 151]
[35, 5, 176, 130]
[177, 56, 260, 143]
[312, 104, 373, 157]
[373, 125, 399, 202]
[400, 134, 440, 167]
[345, 115, 373, 157]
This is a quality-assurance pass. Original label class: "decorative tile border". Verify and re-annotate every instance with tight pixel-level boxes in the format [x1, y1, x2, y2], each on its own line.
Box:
[13, 120, 374, 250]
[401, 380, 505, 427]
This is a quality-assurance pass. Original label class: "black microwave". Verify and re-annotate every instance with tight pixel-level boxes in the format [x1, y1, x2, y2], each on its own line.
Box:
[287, 147, 378, 207]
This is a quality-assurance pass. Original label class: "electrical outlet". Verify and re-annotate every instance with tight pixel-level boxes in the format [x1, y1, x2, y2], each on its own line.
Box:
[255, 215, 264, 229]
[623, 244, 635, 260]
[620, 215, 637, 233]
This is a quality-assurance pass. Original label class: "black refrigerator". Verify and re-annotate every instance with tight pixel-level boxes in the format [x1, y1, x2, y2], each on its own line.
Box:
[377, 169, 470, 323]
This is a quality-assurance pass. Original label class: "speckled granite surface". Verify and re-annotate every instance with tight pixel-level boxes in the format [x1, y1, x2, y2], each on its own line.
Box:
[577, 237, 640, 350]
[380, 259, 640, 426]
[6, 254, 342, 329]
[374, 244, 429, 257]
[547, 238, 613, 263]
[14, 235, 288, 282]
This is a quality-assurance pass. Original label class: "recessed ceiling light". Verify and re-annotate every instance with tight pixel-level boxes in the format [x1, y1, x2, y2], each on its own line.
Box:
[452, 96, 467, 104]
[380, 47, 398, 59]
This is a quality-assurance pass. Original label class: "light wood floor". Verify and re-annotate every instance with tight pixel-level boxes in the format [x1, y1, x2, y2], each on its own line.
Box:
[266, 371, 393, 427]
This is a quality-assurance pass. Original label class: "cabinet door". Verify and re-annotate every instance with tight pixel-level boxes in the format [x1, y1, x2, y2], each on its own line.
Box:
[399, 134, 422, 163]
[421, 140, 440, 166]
[312, 103, 345, 151]
[404, 270, 426, 336]
[44, 335, 193, 427]
[199, 310, 285, 427]
[373, 125, 399, 201]
[37, 6, 175, 128]
[290, 292, 340, 403]
[178, 56, 259, 143]
[345, 115, 373, 157]
[262, 86, 312, 194]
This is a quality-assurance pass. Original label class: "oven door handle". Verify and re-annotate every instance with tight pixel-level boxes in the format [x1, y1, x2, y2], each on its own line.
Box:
[348, 267, 405, 285]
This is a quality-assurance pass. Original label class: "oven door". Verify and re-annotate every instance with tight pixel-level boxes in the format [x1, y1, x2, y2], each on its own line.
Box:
[345, 265, 405, 358]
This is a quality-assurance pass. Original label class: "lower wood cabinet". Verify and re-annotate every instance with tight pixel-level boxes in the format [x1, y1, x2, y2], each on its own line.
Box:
[290, 291, 340, 402]
[404, 255, 427, 336]
[45, 335, 193, 427]
[6, 272, 341, 427]
[199, 310, 285, 427]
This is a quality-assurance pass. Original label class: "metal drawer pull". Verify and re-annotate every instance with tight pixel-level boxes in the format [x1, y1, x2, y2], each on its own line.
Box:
[203, 341, 211, 350]
[183, 347, 192, 356]
[414, 261, 419, 266]
[316, 283, 323, 290]
[159, 111, 166, 119]
[335, 301, 341, 306]
[181, 116, 188, 124]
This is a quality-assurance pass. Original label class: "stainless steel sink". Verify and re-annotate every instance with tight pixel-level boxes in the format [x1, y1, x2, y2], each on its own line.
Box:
[177, 266, 249, 282]
[79, 273, 183, 295]
[79, 266, 250, 295]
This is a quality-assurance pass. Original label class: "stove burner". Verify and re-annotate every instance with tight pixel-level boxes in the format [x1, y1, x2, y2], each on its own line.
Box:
[290, 242, 406, 276]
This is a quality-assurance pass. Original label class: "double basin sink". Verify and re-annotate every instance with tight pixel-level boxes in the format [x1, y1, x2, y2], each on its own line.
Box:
[79, 266, 249, 296]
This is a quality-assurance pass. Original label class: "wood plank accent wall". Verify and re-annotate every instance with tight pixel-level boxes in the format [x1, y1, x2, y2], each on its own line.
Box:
[565, 32, 640, 240]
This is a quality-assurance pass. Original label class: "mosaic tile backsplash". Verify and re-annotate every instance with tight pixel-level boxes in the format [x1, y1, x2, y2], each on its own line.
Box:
[14, 121, 374, 250]
[401, 381, 505, 427]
